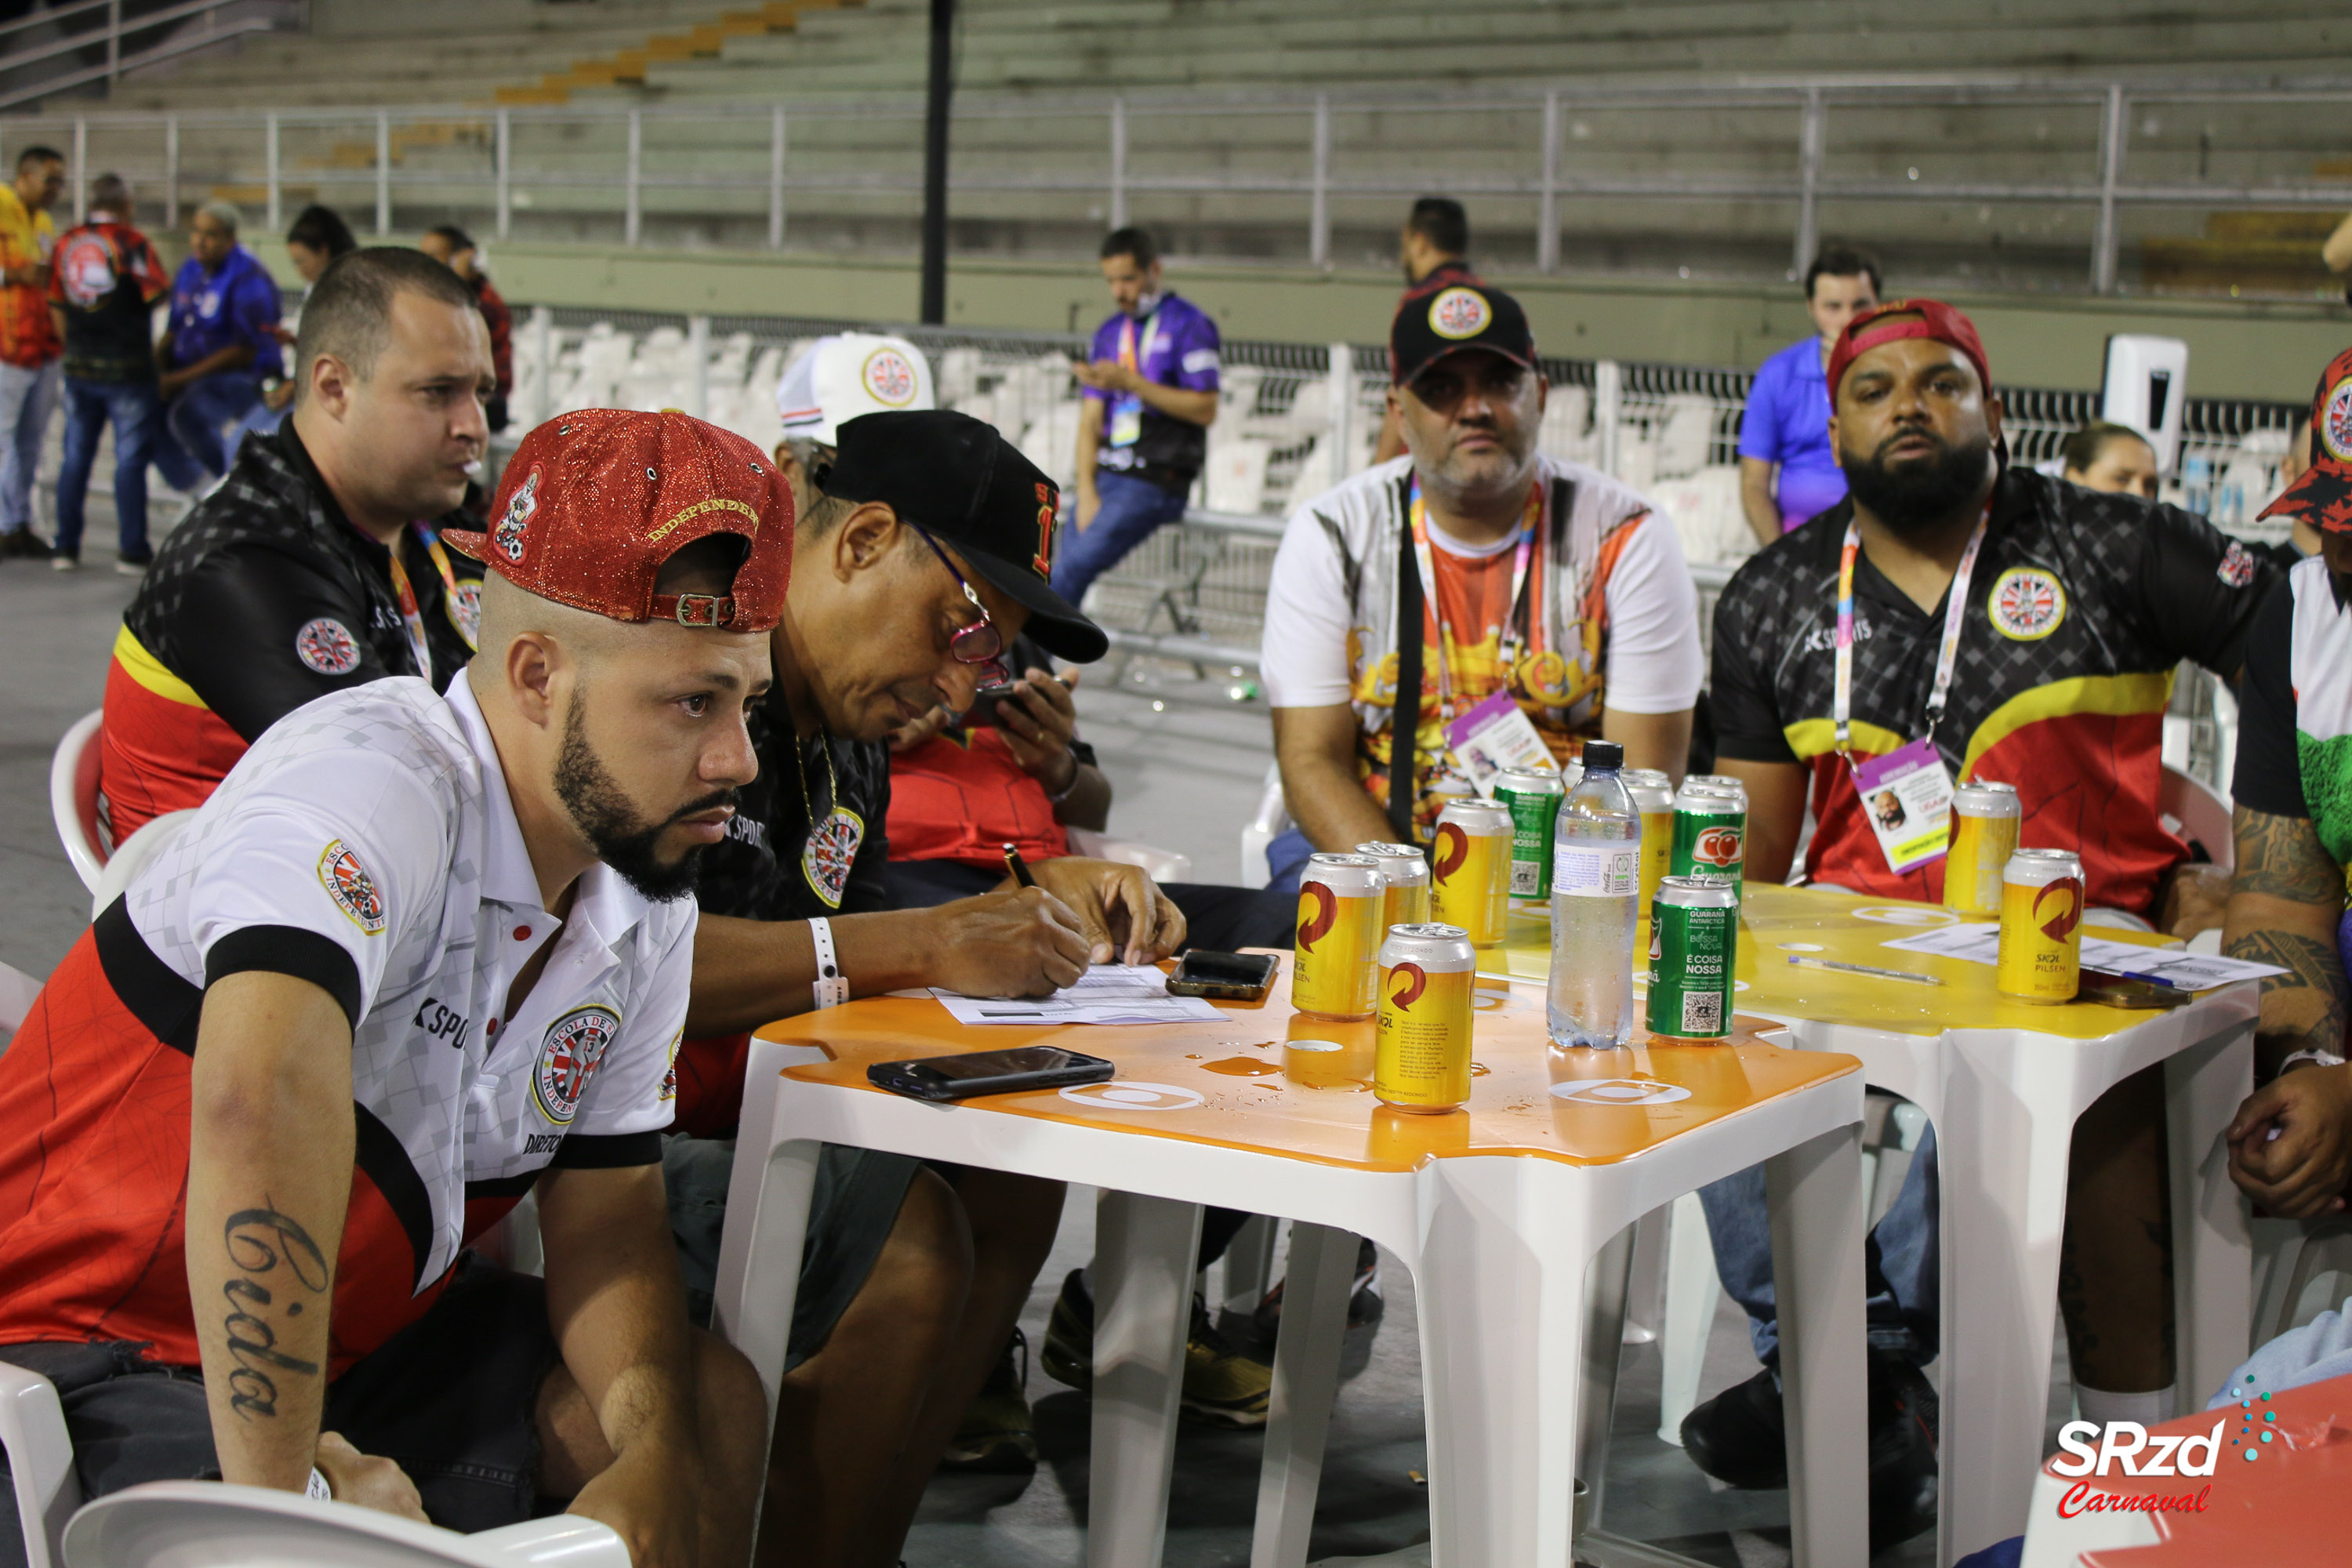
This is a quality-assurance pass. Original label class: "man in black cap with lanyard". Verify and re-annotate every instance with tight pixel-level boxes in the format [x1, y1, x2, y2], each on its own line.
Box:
[666, 408, 1188, 1566]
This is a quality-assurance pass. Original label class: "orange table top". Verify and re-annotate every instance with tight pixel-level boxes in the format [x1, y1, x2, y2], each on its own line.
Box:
[755, 958, 1857, 1174]
[1501, 883, 2191, 1040]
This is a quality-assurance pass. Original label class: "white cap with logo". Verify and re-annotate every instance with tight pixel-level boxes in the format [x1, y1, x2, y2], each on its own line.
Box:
[774, 332, 937, 445]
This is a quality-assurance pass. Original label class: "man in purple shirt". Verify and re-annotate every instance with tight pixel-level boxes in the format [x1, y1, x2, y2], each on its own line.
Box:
[1735, 246, 1879, 546]
[1059, 227, 1220, 604]
[151, 200, 283, 492]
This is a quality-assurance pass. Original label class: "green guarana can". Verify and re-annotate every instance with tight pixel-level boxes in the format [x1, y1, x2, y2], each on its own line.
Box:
[1646, 874, 1738, 1042]
[1493, 767, 1566, 900]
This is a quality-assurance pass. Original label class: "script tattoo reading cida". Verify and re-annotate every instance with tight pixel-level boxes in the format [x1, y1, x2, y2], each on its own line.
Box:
[220, 1204, 330, 1418]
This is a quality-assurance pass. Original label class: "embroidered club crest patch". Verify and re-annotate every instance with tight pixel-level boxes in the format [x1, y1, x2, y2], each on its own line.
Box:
[659, 1029, 681, 1103]
[1428, 287, 1492, 340]
[2324, 378, 2352, 465]
[451, 579, 483, 649]
[318, 839, 387, 934]
[56, 232, 119, 309]
[495, 466, 540, 563]
[294, 617, 361, 676]
[801, 807, 866, 910]
[534, 1005, 621, 1126]
[1988, 567, 2067, 641]
[2216, 539, 2257, 589]
[862, 347, 919, 407]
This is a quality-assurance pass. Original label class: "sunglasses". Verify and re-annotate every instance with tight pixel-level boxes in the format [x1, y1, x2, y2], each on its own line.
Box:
[913, 528, 1010, 683]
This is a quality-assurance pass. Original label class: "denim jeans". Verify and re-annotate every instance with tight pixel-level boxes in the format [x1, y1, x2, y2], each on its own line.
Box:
[55, 378, 162, 558]
[0, 358, 60, 530]
[1051, 468, 1190, 607]
[152, 369, 260, 492]
[1699, 1122, 1940, 1368]
[1265, 826, 1317, 894]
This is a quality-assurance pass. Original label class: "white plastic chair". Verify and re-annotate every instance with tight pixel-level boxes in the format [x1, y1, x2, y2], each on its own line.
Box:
[62, 1480, 626, 1566]
[47, 710, 105, 895]
[1064, 828, 1192, 885]
[1, 1360, 75, 1568]
[86, 812, 197, 923]
[2158, 761, 2233, 872]
[1240, 760, 1292, 888]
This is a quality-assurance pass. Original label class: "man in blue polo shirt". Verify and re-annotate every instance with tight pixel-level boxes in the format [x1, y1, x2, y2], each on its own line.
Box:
[1736, 245, 1879, 546]
[1058, 226, 1219, 605]
[152, 199, 282, 492]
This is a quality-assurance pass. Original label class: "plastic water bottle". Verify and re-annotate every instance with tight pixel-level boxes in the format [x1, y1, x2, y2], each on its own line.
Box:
[1548, 739, 1642, 1048]
[2182, 453, 2212, 518]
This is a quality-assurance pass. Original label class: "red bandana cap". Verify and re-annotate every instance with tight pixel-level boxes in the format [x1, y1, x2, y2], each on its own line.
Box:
[2258, 343, 2352, 532]
[1826, 299, 1994, 403]
[441, 408, 795, 633]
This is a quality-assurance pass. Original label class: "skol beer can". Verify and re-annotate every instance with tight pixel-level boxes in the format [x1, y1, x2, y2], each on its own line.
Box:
[1946, 780, 2023, 916]
[1294, 852, 1383, 1018]
[1671, 781, 1748, 895]
[1624, 768, 1677, 920]
[1646, 875, 1738, 1042]
[1996, 848, 2084, 1004]
[1494, 767, 1566, 901]
[1356, 840, 1433, 931]
[1374, 922, 1479, 1112]
[1431, 798, 1512, 946]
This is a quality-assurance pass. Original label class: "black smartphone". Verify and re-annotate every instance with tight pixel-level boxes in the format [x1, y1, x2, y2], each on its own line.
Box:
[867, 1045, 1115, 1102]
[1166, 949, 1279, 1001]
[963, 681, 1019, 728]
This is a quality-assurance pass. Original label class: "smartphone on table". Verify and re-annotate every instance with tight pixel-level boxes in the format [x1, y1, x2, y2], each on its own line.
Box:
[867, 1045, 1115, 1102]
[1166, 949, 1279, 1001]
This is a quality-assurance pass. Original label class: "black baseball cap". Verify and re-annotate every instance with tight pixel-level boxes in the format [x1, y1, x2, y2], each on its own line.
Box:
[825, 409, 1109, 662]
[1389, 280, 1539, 387]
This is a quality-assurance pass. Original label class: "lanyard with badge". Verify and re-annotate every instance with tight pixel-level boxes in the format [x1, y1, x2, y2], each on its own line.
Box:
[386, 524, 481, 684]
[1107, 310, 1160, 449]
[1834, 509, 1987, 874]
[1404, 474, 1558, 794]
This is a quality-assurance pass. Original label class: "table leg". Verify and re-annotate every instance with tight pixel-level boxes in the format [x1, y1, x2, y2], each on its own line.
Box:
[1089, 1190, 1205, 1568]
[1767, 1120, 1870, 1568]
[2165, 1023, 2255, 1407]
[710, 1134, 822, 1435]
[1248, 1223, 1358, 1568]
[1576, 1222, 1637, 1526]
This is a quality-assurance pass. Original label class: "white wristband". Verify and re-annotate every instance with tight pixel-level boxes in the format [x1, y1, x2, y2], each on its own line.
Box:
[2280, 1048, 2347, 1073]
[307, 1465, 333, 1501]
[809, 917, 848, 1010]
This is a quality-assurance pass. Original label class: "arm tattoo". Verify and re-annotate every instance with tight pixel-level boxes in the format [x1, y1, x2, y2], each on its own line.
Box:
[2228, 928, 2350, 1069]
[2231, 808, 2346, 906]
[219, 1204, 330, 1420]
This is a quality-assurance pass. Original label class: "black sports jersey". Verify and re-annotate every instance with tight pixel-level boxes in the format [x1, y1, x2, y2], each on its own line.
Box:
[695, 698, 894, 924]
[1711, 466, 2274, 913]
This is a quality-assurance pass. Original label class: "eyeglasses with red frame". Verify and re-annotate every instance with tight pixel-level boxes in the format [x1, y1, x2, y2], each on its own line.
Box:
[913, 527, 1011, 684]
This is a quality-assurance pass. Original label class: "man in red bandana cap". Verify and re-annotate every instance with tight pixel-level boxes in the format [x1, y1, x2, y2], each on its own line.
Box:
[1686, 299, 2278, 1547]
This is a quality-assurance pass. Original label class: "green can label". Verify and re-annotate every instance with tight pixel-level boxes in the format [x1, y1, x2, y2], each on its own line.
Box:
[1670, 810, 1745, 894]
[1646, 899, 1735, 1040]
[1496, 786, 1556, 898]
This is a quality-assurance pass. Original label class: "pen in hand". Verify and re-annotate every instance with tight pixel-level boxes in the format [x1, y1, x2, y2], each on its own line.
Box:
[1003, 843, 1038, 889]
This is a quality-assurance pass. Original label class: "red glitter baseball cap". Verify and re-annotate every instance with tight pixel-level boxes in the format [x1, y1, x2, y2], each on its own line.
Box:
[2259, 344, 2352, 532]
[1826, 299, 1994, 401]
[443, 408, 793, 633]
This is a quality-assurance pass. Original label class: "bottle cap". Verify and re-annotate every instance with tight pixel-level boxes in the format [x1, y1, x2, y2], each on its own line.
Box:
[1580, 740, 1624, 771]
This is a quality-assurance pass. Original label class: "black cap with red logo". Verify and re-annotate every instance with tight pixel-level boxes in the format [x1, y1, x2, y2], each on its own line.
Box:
[2259, 344, 2352, 533]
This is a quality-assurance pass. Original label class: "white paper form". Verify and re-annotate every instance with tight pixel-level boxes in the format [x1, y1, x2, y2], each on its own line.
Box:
[930, 964, 1225, 1025]
[1877, 924, 2285, 990]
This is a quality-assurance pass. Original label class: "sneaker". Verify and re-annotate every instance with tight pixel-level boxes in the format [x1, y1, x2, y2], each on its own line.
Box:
[114, 552, 151, 576]
[49, 552, 77, 572]
[940, 1327, 1038, 1474]
[1038, 1269, 1273, 1428]
[1680, 1348, 1939, 1552]
[0, 527, 48, 558]
[1251, 1236, 1385, 1343]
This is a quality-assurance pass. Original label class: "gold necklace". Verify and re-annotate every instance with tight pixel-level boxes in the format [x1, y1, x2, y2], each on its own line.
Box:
[795, 729, 837, 828]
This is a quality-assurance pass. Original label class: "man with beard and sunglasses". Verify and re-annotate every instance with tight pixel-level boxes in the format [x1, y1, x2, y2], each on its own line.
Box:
[662, 408, 1188, 1566]
[0, 408, 781, 1566]
[1682, 299, 2277, 1548]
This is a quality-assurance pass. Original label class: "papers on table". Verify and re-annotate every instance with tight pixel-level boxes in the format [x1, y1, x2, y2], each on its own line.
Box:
[931, 964, 1225, 1025]
[1877, 923, 2285, 990]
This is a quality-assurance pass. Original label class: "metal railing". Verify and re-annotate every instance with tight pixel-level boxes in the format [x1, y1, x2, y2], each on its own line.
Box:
[0, 0, 293, 114]
[15, 72, 2352, 292]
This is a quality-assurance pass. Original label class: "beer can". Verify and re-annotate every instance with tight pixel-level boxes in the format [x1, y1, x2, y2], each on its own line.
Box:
[1945, 781, 2023, 915]
[1624, 768, 1677, 920]
[1374, 923, 1478, 1112]
[1432, 798, 1512, 946]
[1646, 875, 1738, 1042]
[1494, 767, 1566, 900]
[1670, 782, 1748, 895]
[1687, 774, 1750, 798]
[1294, 853, 1384, 1018]
[1356, 840, 1433, 931]
[1996, 848, 2084, 1004]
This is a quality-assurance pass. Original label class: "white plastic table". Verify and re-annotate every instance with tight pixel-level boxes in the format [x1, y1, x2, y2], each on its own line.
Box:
[1507, 885, 2257, 1566]
[712, 964, 1873, 1568]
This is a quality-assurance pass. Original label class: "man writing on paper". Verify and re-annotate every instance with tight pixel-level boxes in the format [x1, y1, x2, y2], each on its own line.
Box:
[0, 408, 776, 1563]
[1690, 299, 2276, 1544]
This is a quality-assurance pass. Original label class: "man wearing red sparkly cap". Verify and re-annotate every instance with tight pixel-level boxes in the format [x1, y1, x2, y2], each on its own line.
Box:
[0, 408, 782, 1565]
[1691, 300, 2278, 1541]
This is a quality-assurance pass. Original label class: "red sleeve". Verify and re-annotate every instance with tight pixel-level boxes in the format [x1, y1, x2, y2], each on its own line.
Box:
[131, 237, 168, 302]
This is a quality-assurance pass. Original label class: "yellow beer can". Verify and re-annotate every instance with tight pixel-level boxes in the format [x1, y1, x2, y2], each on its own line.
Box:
[1996, 848, 2084, 1003]
[1356, 840, 1433, 931]
[1431, 799, 1512, 946]
[1374, 923, 1479, 1112]
[1294, 853, 1383, 1018]
[1624, 768, 1677, 920]
[1946, 780, 2022, 914]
